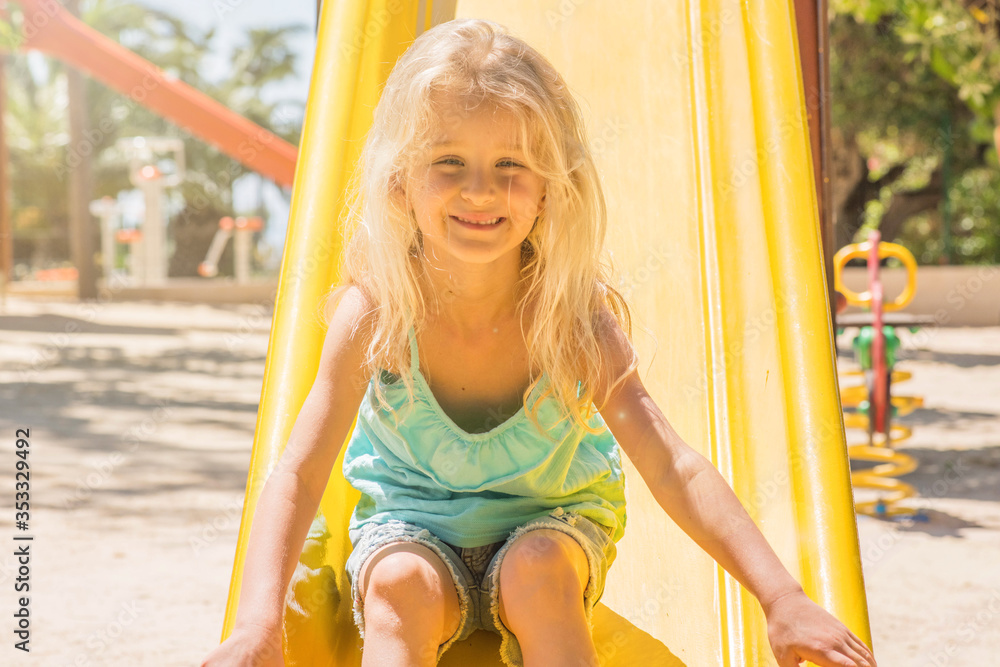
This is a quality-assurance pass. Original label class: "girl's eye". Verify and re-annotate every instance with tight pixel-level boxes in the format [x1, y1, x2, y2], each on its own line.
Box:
[433, 157, 523, 169]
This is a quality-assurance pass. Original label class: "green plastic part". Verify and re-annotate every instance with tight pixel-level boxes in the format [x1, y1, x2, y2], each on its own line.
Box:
[851, 325, 901, 369]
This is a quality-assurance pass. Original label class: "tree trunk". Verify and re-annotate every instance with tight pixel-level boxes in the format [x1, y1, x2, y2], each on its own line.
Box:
[878, 168, 943, 243]
[829, 125, 935, 248]
[830, 126, 864, 249]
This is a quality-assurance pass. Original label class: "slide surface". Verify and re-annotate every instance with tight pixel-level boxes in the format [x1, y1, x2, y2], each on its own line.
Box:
[222, 1, 873, 665]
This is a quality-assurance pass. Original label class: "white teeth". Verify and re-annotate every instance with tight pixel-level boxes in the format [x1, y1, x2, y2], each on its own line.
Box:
[456, 216, 501, 225]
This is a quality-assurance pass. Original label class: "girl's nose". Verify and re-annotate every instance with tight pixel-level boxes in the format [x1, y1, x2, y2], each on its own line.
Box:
[461, 170, 495, 205]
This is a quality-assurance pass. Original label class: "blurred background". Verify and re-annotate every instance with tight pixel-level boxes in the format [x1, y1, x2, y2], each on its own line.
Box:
[0, 1, 997, 665]
[1, 0, 316, 296]
[3, 1, 1000, 295]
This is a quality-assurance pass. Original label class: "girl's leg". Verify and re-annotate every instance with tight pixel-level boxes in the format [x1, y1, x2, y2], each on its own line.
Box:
[497, 529, 598, 667]
[358, 542, 462, 667]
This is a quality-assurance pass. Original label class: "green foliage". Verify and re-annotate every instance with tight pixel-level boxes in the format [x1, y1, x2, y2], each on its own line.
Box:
[948, 164, 1000, 260]
[4, 0, 307, 277]
[834, 0, 1000, 116]
[830, 0, 1000, 264]
[0, 16, 24, 51]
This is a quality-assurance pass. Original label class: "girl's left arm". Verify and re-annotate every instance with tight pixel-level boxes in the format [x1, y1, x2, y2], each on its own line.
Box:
[594, 311, 876, 667]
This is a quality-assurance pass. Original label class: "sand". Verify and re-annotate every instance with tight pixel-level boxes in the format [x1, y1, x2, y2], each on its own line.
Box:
[0, 295, 996, 666]
[838, 326, 1000, 667]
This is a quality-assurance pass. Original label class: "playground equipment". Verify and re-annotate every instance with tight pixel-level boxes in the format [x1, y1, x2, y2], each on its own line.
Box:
[89, 195, 124, 283]
[198, 216, 263, 283]
[107, 137, 185, 286]
[219, 2, 874, 665]
[10, 0, 296, 188]
[5, 0, 295, 299]
[834, 230, 929, 519]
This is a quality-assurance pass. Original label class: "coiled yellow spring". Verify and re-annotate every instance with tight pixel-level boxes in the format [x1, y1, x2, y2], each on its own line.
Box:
[840, 370, 923, 517]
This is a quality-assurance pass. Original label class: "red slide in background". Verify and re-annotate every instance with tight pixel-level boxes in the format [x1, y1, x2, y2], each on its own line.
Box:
[6, 0, 298, 188]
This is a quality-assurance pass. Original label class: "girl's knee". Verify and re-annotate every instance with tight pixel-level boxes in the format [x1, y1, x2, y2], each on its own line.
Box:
[361, 543, 456, 610]
[497, 530, 592, 637]
[499, 529, 589, 599]
[361, 544, 461, 644]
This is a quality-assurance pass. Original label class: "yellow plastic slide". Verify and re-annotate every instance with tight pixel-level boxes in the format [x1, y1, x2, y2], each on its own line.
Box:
[220, 1, 874, 664]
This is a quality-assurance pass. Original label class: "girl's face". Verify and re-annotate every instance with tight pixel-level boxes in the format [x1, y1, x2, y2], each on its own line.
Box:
[406, 100, 546, 267]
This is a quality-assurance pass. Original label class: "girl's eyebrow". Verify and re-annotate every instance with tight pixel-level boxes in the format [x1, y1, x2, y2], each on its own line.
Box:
[431, 140, 524, 151]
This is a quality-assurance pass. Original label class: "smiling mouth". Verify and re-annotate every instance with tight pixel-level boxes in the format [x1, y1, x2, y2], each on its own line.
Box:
[451, 215, 505, 226]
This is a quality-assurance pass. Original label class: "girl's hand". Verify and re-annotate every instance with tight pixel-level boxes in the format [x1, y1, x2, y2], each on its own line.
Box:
[200, 622, 284, 667]
[764, 590, 877, 667]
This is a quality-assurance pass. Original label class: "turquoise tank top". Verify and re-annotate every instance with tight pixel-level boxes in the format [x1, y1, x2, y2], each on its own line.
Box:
[342, 325, 627, 548]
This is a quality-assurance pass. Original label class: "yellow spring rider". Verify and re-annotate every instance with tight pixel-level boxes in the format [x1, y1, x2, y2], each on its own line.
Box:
[834, 230, 928, 519]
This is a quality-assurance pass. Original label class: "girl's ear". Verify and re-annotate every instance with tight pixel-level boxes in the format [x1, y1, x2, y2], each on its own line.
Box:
[390, 172, 404, 194]
[533, 194, 546, 226]
[389, 173, 407, 207]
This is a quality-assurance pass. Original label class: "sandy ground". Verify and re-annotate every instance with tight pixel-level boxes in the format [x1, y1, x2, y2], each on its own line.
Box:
[0, 295, 996, 666]
[837, 326, 1000, 667]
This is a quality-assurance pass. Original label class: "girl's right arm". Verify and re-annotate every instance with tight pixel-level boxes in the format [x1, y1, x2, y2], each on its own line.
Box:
[202, 286, 375, 666]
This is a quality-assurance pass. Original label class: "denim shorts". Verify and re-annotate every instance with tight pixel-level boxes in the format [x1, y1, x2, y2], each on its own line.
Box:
[345, 507, 617, 667]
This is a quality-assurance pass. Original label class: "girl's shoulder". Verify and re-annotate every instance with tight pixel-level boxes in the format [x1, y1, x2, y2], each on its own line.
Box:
[323, 285, 381, 368]
[335, 285, 379, 334]
[313, 285, 382, 400]
[592, 303, 640, 405]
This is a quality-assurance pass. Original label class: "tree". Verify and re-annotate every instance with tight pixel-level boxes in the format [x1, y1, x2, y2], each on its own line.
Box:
[830, 0, 1000, 264]
[2, 0, 306, 279]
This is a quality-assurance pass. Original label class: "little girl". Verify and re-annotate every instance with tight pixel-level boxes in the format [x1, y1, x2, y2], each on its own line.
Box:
[204, 18, 876, 667]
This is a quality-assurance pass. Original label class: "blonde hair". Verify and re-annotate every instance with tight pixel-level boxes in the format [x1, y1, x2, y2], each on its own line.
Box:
[323, 17, 637, 435]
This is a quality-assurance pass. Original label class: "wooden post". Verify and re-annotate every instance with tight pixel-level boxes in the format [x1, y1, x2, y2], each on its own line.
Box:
[793, 0, 835, 326]
[66, 0, 98, 299]
[0, 16, 12, 299]
[0, 56, 10, 289]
